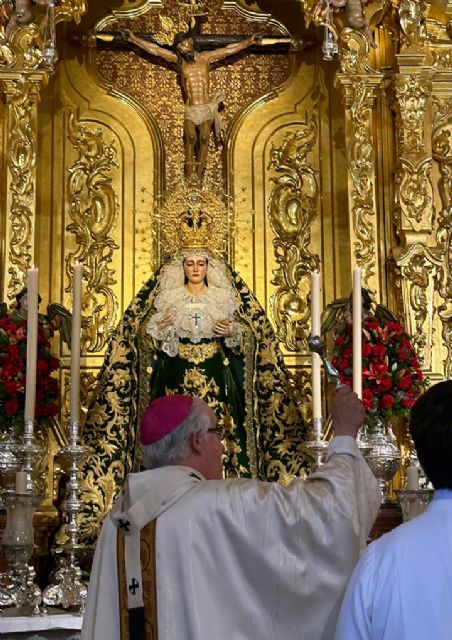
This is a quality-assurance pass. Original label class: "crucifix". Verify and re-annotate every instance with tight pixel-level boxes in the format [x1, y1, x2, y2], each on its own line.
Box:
[190, 311, 202, 329]
[95, 23, 295, 181]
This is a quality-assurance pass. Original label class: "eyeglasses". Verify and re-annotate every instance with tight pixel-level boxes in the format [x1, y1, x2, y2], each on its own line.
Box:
[207, 426, 223, 437]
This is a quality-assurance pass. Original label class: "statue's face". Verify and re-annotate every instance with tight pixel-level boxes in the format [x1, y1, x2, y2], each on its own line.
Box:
[183, 255, 208, 285]
[177, 37, 195, 62]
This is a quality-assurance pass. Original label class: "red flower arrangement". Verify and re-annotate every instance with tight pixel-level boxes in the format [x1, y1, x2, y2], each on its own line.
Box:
[332, 315, 424, 421]
[0, 310, 60, 433]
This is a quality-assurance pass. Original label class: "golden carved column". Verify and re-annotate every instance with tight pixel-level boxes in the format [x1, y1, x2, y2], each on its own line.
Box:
[390, 1, 440, 374]
[430, 55, 452, 379]
[335, 29, 383, 295]
[0, 0, 88, 301]
[0, 27, 49, 299]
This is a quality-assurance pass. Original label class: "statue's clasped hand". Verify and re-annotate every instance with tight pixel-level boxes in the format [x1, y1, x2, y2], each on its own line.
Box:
[157, 313, 175, 332]
[213, 320, 236, 338]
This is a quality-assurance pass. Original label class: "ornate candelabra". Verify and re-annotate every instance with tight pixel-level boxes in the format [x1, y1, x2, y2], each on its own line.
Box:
[395, 488, 434, 522]
[42, 419, 89, 613]
[302, 336, 343, 470]
[302, 417, 329, 471]
[305, 335, 372, 467]
[0, 420, 44, 614]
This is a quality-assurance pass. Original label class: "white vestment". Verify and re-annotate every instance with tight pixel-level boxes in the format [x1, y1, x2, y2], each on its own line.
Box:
[82, 436, 380, 640]
[335, 493, 452, 640]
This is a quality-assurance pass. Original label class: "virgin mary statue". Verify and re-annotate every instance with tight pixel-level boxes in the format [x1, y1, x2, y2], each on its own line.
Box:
[80, 188, 307, 545]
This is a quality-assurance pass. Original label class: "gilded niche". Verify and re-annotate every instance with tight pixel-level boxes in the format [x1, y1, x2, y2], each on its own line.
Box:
[267, 117, 319, 352]
[93, 0, 289, 186]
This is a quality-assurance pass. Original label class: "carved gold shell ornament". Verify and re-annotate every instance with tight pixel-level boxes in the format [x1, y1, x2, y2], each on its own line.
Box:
[158, 180, 230, 258]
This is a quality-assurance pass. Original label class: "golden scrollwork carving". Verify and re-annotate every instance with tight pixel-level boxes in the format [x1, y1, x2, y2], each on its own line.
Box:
[0, 24, 42, 70]
[397, 0, 430, 48]
[55, 0, 88, 25]
[395, 244, 442, 371]
[431, 95, 452, 377]
[432, 49, 452, 68]
[339, 27, 374, 75]
[1, 74, 44, 298]
[393, 74, 432, 157]
[345, 77, 379, 280]
[66, 110, 120, 353]
[391, 72, 434, 238]
[394, 157, 433, 229]
[267, 117, 319, 352]
[336, 30, 382, 289]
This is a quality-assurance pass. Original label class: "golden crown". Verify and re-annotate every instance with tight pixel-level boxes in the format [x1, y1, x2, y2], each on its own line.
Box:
[158, 180, 229, 257]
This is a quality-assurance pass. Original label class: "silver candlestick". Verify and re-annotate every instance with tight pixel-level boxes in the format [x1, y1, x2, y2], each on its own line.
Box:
[0, 490, 42, 614]
[302, 336, 343, 471]
[0, 419, 44, 614]
[42, 420, 90, 613]
[395, 489, 434, 522]
[306, 336, 370, 464]
[301, 417, 329, 471]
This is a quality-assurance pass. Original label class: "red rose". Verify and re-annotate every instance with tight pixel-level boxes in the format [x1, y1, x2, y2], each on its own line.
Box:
[4, 400, 20, 415]
[362, 388, 373, 410]
[5, 380, 19, 394]
[371, 344, 386, 360]
[2, 363, 20, 378]
[386, 322, 403, 337]
[381, 395, 394, 409]
[362, 343, 372, 357]
[338, 358, 351, 371]
[364, 319, 379, 331]
[398, 375, 412, 390]
[36, 360, 49, 374]
[343, 343, 353, 357]
[371, 362, 388, 378]
[379, 378, 392, 391]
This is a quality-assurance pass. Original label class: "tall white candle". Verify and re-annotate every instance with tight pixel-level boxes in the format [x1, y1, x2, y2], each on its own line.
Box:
[352, 266, 362, 399]
[24, 267, 39, 422]
[311, 270, 322, 421]
[70, 262, 83, 424]
[406, 466, 419, 490]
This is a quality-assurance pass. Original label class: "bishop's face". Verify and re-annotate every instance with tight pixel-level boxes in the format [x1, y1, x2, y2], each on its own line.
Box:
[183, 255, 208, 286]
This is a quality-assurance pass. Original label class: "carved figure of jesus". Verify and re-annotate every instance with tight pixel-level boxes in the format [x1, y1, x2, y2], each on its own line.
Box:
[124, 29, 260, 180]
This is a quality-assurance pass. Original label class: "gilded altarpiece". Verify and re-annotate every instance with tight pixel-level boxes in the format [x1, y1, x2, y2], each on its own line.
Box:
[1, 0, 452, 503]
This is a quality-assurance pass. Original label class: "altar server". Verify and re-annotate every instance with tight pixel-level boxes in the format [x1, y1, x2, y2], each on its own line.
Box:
[335, 380, 452, 640]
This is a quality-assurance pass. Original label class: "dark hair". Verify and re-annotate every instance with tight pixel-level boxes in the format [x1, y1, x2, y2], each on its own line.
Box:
[183, 256, 208, 286]
[409, 380, 452, 489]
[16, 287, 42, 307]
[173, 30, 199, 63]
